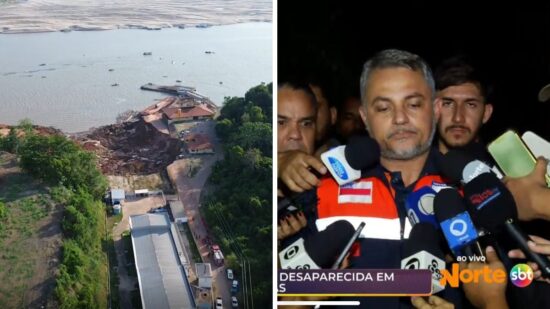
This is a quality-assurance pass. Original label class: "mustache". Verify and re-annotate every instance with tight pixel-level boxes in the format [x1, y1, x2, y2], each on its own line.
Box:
[445, 125, 471, 133]
[386, 127, 418, 139]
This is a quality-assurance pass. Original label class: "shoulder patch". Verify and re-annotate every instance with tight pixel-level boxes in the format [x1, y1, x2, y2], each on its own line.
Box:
[338, 180, 373, 204]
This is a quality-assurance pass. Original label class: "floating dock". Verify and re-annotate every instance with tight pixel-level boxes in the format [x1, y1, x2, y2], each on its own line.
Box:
[140, 83, 196, 95]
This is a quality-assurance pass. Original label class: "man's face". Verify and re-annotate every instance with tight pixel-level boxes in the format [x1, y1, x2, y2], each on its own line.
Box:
[277, 87, 316, 154]
[359, 67, 436, 160]
[436, 82, 493, 149]
[310, 85, 335, 143]
[337, 97, 365, 139]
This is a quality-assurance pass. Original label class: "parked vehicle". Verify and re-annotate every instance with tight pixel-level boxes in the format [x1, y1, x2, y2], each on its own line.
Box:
[231, 280, 238, 294]
[226, 268, 234, 280]
[231, 296, 238, 308]
[211, 244, 224, 266]
[215, 297, 223, 309]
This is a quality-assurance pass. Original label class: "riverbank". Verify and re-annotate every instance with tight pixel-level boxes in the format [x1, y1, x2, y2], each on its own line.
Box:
[0, 0, 272, 34]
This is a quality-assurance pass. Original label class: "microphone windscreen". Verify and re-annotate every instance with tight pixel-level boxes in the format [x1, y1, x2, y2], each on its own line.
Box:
[463, 173, 518, 233]
[403, 222, 444, 258]
[434, 188, 468, 223]
[436, 149, 474, 184]
[304, 220, 356, 267]
[344, 135, 380, 170]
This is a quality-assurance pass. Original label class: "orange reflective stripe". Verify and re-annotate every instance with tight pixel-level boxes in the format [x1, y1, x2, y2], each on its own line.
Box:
[316, 174, 449, 239]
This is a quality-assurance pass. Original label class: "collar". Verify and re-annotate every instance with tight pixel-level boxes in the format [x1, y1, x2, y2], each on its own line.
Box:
[363, 147, 442, 188]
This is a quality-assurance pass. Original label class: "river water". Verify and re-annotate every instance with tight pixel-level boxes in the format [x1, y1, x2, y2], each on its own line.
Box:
[0, 22, 272, 132]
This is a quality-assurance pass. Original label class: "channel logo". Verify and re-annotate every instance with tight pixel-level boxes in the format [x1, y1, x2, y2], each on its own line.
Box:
[509, 264, 534, 287]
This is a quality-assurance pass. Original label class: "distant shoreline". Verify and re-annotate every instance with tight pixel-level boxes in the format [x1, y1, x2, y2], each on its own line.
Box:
[0, 0, 271, 34]
[0, 20, 272, 35]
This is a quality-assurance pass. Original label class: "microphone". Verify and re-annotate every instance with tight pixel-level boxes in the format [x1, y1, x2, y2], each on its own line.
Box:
[320, 135, 380, 185]
[401, 222, 446, 294]
[404, 186, 439, 229]
[437, 149, 503, 185]
[464, 173, 550, 278]
[278, 220, 356, 269]
[434, 188, 482, 257]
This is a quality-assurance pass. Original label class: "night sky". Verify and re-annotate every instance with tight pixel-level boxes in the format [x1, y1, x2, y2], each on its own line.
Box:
[278, 0, 550, 142]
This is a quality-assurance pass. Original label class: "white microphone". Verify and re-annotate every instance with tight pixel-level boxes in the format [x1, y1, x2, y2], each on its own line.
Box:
[401, 223, 446, 294]
[320, 135, 380, 186]
[279, 220, 355, 269]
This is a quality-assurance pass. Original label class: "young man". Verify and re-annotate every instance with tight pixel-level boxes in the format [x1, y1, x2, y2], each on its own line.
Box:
[434, 57, 493, 154]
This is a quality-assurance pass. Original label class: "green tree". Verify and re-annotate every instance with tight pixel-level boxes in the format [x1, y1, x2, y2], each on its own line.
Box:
[215, 118, 233, 141]
[0, 201, 6, 219]
[18, 134, 107, 198]
[244, 82, 272, 121]
[0, 127, 18, 153]
[18, 118, 34, 135]
[203, 83, 272, 308]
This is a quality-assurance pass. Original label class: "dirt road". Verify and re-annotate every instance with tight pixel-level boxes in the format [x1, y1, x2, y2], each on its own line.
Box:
[166, 120, 234, 307]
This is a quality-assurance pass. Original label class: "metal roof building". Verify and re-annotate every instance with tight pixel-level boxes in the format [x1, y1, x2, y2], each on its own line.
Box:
[168, 200, 186, 223]
[110, 188, 125, 205]
[129, 214, 196, 309]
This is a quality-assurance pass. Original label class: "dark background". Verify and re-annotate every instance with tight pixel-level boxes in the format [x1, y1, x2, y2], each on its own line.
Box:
[278, 0, 550, 142]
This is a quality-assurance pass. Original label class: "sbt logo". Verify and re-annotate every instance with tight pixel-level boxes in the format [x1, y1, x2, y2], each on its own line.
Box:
[509, 264, 534, 287]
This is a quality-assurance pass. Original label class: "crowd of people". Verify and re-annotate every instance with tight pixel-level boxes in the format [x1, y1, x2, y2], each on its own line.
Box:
[277, 49, 550, 308]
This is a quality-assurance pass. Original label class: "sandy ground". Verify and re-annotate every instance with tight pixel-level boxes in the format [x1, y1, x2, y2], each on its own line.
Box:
[0, 0, 272, 34]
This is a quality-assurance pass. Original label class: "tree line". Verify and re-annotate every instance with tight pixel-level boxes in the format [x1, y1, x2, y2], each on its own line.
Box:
[203, 82, 272, 307]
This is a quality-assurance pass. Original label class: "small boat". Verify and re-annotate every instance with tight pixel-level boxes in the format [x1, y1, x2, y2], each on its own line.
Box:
[111, 83, 119, 87]
[143, 52, 152, 56]
[108, 68, 114, 72]
[176, 80, 182, 83]
[219, 81, 223, 84]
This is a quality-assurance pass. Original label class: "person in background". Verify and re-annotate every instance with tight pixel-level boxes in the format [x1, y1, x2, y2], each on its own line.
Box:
[434, 57, 493, 157]
[335, 93, 366, 142]
[277, 81, 324, 240]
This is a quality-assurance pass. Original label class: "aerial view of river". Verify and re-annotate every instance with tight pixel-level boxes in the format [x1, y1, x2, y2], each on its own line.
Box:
[0, 22, 272, 132]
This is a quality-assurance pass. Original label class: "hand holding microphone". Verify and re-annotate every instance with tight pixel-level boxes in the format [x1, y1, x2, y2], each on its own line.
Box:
[464, 172, 550, 279]
[320, 135, 380, 185]
[508, 235, 550, 284]
[278, 211, 307, 241]
[503, 157, 550, 221]
[461, 246, 509, 309]
[411, 295, 454, 309]
[278, 150, 327, 193]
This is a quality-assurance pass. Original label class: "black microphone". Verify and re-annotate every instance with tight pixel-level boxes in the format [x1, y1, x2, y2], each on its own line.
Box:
[434, 188, 483, 258]
[320, 135, 380, 185]
[401, 223, 446, 293]
[345, 135, 381, 170]
[278, 220, 356, 269]
[464, 173, 550, 278]
[436, 149, 495, 185]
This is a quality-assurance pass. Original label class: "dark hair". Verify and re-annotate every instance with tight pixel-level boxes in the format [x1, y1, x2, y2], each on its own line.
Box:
[434, 56, 493, 102]
[305, 68, 338, 109]
[278, 79, 319, 110]
[360, 49, 435, 104]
